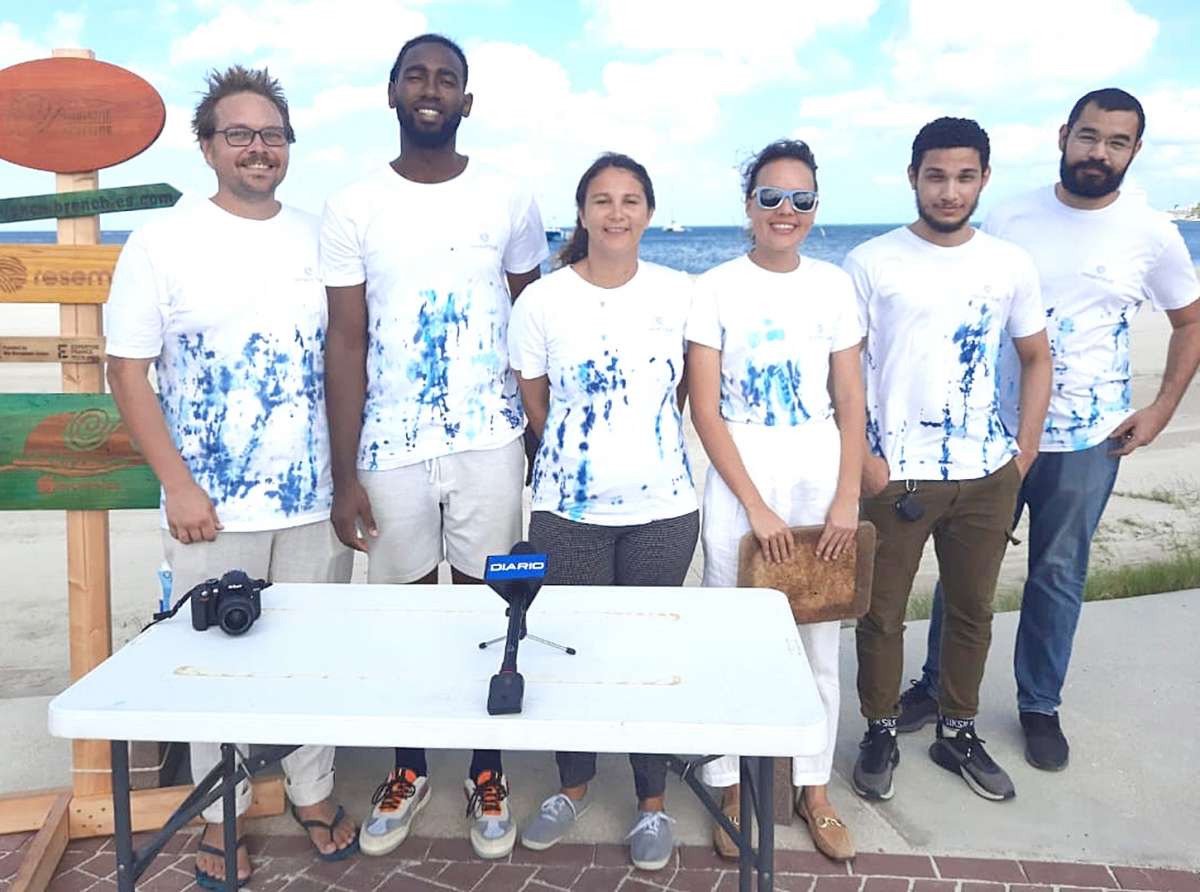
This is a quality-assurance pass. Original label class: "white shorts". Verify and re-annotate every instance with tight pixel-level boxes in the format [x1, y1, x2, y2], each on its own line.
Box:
[360, 437, 524, 583]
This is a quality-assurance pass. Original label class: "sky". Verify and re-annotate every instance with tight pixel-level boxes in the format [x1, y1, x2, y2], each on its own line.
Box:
[2, 0, 1199, 232]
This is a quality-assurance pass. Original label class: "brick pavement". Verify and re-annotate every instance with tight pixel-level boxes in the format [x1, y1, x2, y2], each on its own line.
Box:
[2, 832, 1197, 892]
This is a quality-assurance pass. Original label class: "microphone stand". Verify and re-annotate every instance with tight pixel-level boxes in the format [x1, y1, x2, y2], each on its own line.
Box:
[487, 594, 528, 715]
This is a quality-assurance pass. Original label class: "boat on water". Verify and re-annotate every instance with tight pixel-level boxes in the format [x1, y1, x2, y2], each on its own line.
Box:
[545, 226, 567, 242]
[661, 221, 686, 233]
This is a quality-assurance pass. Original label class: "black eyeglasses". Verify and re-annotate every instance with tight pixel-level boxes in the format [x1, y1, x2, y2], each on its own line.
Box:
[211, 126, 292, 147]
[753, 187, 819, 213]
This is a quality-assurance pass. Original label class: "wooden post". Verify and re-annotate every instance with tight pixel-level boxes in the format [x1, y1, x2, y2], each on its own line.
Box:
[53, 46, 113, 801]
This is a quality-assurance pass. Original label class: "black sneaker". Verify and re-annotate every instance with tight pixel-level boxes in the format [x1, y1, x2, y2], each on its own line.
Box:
[853, 722, 899, 800]
[929, 724, 1015, 801]
[1020, 711, 1069, 771]
[896, 679, 938, 733]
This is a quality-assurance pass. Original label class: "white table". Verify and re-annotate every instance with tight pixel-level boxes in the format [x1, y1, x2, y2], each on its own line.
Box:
[49, 583, 827, 892]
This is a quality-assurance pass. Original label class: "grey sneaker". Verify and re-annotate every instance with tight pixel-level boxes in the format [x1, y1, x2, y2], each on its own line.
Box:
[853, 722, 899, 800]
[929, 725, 1016, 801]
[896, 679, 938, 733]
[520, 790, 591, 850]
[626, 810, 676, 871]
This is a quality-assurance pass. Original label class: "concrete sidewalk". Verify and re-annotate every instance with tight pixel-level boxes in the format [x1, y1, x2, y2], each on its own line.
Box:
[3, 589, 1197, 882]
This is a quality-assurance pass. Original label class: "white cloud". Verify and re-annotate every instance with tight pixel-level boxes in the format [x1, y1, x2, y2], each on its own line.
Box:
[0, 21, 45, 67]
[47, 11, 85, 49]
[585, 0, 878, 53]
[169, 0, 427, 72]
[887, 0, 1158, 102]
[799, 87, 942, 130]
[293, 84, 384, 129]
[1142, 88, 1200, 145]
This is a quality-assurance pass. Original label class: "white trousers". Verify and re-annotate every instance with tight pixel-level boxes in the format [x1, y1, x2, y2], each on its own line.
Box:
[698, 417, 843, 788]
[165, 520, 352, 822]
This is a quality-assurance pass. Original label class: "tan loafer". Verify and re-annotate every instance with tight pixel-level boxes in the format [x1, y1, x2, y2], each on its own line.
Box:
[796, 796, 855, 862]
[711, 803, 741, 860]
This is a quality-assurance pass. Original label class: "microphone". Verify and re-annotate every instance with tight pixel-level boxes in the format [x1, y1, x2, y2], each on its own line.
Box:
[485, 542, 548, 715]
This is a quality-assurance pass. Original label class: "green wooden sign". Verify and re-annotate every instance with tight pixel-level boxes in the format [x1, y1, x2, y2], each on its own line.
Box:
[0, 393, 159, 511]
[0, 183, 181, 224]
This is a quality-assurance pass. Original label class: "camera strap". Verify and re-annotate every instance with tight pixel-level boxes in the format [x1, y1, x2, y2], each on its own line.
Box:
[141, 590, 195, 633]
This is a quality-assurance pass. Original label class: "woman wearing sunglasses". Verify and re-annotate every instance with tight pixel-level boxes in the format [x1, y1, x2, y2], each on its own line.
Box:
[507, 153, 698, 871]
[685, 139, 865, 862]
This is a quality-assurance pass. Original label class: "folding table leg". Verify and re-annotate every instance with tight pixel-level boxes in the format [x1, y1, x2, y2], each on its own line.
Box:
[222, 744, 239, 892]
[111, 741, 134, 892]
[757, 756, 775, 892]
[739, 757, 753, 892]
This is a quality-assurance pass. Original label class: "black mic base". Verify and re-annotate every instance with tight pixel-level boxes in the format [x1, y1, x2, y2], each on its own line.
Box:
[487, 670, 525, 715]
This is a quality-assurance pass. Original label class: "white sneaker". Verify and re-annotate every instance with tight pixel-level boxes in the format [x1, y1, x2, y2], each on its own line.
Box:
[463, 770, 516, 859]
[358, 768, 429, 856]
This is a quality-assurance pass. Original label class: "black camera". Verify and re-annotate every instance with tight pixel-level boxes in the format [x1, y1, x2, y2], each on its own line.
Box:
[189, 570, 267, 635]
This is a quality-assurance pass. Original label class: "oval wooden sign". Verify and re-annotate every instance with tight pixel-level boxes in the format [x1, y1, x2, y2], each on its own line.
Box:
[0, 57, 166, 173]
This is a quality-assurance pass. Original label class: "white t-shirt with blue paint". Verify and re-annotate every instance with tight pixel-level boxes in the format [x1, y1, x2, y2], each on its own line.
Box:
[320, 160, 549, 470]
[985, 185, 1200, 452]
[844, 226, 1045, 481]
[105, 200, 333, 531]
[687, 254, 861, 426]
[508, 262, 697, 525]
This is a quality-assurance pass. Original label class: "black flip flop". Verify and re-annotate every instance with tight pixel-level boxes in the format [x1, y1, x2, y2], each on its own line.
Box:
[291, 804, 360, 861]
[194, 835, 250, 891]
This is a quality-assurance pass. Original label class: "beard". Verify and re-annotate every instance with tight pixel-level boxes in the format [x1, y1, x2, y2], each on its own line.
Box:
[1059, 154, 1127, 199]
[396, 105, 463, 149]
[916, 192, 980, 234]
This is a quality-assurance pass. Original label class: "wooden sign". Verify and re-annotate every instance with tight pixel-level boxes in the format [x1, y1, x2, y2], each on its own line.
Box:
[0, 337, 106, 363]
[0, 245, 121, 304]
[0, 184, 181, 225]
[0, 57, 166, 173]
[0, 394, 159, 511]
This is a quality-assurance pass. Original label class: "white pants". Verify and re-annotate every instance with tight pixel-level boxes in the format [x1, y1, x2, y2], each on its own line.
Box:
[699, 417, 843, 788]
[360, 437, 524, 582]
[165, 520, 352, 822]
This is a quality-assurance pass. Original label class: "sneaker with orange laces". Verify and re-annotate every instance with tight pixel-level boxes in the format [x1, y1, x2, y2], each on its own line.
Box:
[359, 768, 429, 856]
[464, 770, 515, 858]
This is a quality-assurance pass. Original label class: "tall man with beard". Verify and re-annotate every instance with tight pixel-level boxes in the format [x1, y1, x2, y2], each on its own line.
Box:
[320, 33, 548, 860]
[899, 89, 1200, 771]
[843, 117, 1051, 803]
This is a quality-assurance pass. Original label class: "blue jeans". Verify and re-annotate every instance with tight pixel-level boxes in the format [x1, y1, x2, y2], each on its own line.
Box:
[919, 440, 1121, 714]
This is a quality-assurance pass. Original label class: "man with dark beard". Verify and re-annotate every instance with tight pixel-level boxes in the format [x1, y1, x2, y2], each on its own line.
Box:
[843, 117, 1051, 803]
[900, 89, 1200, 772]
[320, 33, 548, 860]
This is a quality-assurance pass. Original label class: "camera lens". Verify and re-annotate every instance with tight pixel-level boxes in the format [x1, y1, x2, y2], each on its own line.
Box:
[218, 595, 254, 635]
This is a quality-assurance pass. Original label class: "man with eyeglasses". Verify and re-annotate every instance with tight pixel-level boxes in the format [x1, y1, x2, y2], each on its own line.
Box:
[320, 33, 548, 860]
[843, 117, 1051, 804]
[899, 88, 1200, 772]
[106, 65, 358, 888]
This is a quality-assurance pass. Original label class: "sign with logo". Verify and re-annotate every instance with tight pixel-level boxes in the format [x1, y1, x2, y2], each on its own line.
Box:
[0, 245, 121, 304]
[485, 554, 549, 580]
[0, 336, 105, 363]
[0, 394, 159, 511]
[0, 57, 166, 173]
[0, 183, 181, 225]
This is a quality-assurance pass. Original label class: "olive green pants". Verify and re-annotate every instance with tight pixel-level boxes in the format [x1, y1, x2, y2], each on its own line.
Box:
[857, 460, 1021, 721]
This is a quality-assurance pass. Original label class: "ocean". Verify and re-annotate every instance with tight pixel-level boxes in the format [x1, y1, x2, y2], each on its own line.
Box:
[4, 221, 1200, 274]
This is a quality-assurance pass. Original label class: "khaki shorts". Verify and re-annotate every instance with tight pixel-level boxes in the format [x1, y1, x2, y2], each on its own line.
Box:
[164, 519, 353, 595]
[359, 437, 524, 583]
